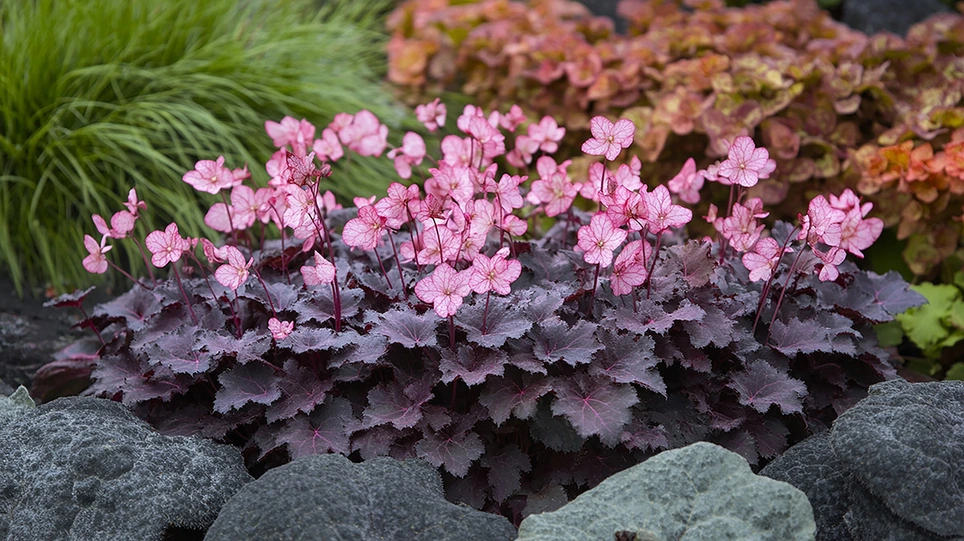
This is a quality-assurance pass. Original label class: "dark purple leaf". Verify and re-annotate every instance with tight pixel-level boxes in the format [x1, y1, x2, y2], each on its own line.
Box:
[457, 295, 532, 348]
[241, 280, 301, 312]
[214, 363, 282, 413]
[43, 286, 96, 309]
[746, 415, 790, 459]
[144, 330, 214, 375]
[198, 329, 272, 364]
[478, 369, 552, 425]
[90, 286, 162, 331]
[612, 298, 705, 335]
[834, 270, 926, 323]
[329, 331, 388, 367]
[415, 427, 484, 477]
[715, 429, 760, 466]
[727, 361, 807, 415]
[291, 286, 363, 324]
[520, 286, 566, 325]
[519, 245, 578, 285]
[589, 331, 665, 396]
[620, 418, 670, 452]
[768, 317, 831, 356]
[265, 360, 333, 423]
[665, 240, 715, 287]
[351, 425, 410, 460]
[507, 349, 548, 374]
[120, 364, 189, 406]
[550, 374, 639, 445]
[86, 350, 148, 398]
[682, 304, 736, 348]
[439, 345, 508, 386]
[531, 319, 602, 366]
[480, 444, 532, 503]
[277, 397, 354, 458]
[283, 326, 350, 355]
[362, 378, 433, 430]
[374, 308, 439, 349]
[445, 465, 491, 509]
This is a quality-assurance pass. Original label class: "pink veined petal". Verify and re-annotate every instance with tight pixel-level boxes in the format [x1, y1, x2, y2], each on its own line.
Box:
[589, 116, 613, 140]
[268, 317, 294, 340]
[110, 211, 135, 236]
[204, 202, 234, 233]
[301, 251, 335, 285]
[742, 252, 774, 282]
[611, 119, 636, 144]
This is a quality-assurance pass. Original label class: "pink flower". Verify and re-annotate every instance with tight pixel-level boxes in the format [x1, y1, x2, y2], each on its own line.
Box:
[281, 151, 323, 187]
[182, 156, 236, 194]
[265, 117, 315, 151]
[609, 239, 651, 296]
[82, 234, 112, 274]
[722, 202, 766, 252]
[414, 263, 471, 318]
[667, 158, 704, 205]
[339, 110, 388, 157]
[645, 185, 692, 234]
[375, 182, 420, 229]
[528, 170, 578, 217]
[528, 116, 566, 154]
[214, 246, 253, 290]
[92, 211, 135, 240]
[200, 238, 230, 264]
[495, 174, 525, 213]
[798, 195, 846, 247]
[301, 251, 336, 286]
[506, 134, 540, 168]
[468, 247, 522, 295]
[417, 222, 460, 266]
[415, 98, 447, 132]
[580, 116, 635, 161]
[342, 205, 388, 250]
[145, 223, 190, 268]
[122, 188, 147, 217]
[387, 132, 426, 179]
[838, 209, 883, 258]
[268, 317, 294, 340]
[577, 213, 628, 267]
[716, 136, 775, 188]
[499, 104, 526, 132]
[815, 246, 847, 282]
[741, 237, 786, 282]
[312, 128, 344, 162]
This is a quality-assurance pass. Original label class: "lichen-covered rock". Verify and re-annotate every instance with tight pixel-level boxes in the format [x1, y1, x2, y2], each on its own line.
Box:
[516, 441, 816, 541]
[204, 453, 517, 541]
[0, 384, 36, 423]
[761, 380, 964, 541]
[0, 396, 252, 540]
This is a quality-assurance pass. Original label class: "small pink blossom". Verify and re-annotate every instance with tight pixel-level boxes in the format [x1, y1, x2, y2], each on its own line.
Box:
[645, 185, 692, 234]
[717, 136, 775, 188]
[667, 158, 705, 205]
[468, 247, 522, 295]
[387, 132, 426, 179]
[527, 116, 566, 154]
[214, 246, 253, 290]
[312, 128, 344, 162]
[741, 237, 786, 282]
[268, 317, 294, 340]
[182, 156, 236, 194]
[92, 211, 135, 240]
[506, 134, 540, 168]
[577, 213, 628, 267]
[414, 263, 471, 318]
[200, 238, 230, 264]
[342, 205, 388, 250]
[528, 170, 578, 217]
[122, 188, 147, 217]
[82, 234, 112, 274]
[581, 116, 635, 161]
[815, 246, 847, 282]
[375, 183, 420, 229]
[499, 104, 527, 132]
[339, 110, 388, 157]
[798, 195, 846, 247]
[609, 239, 651, 296]
[281, 151, 323, 187]
[301, 251, 336, 285]
[265, 117, 315, 151]
[494, 174, 525, 212]
[145, 223, 190, 268]
[415, 98, 447, 132]
[722, 202, 766, 252]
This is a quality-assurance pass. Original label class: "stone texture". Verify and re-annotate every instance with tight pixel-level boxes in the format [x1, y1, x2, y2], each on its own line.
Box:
[0, 396, 252, 541]
[840, 0, 953, 36]
[205, 453, 517, 541]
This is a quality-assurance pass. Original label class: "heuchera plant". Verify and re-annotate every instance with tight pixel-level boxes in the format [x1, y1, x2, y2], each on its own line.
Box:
[40, 102, 924, 524]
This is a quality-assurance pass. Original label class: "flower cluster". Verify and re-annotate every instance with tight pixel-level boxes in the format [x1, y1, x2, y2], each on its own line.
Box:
[47, 101, 920, 526]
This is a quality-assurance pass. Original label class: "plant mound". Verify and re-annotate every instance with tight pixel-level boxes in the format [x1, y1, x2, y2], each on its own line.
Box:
[38, 102, 924, 522]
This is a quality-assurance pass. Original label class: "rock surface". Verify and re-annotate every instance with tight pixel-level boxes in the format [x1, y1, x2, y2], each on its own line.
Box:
[841, 0, 954, 36]
[0, 396, 252, 541]
[205, 453, 517, 541]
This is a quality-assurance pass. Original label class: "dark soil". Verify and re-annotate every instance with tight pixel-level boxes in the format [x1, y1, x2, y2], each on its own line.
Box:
[0, 275, 111, 400]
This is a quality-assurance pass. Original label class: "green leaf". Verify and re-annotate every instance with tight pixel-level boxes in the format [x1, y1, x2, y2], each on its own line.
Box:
[896, 283, 960, 359]
[945, 363, 964, 381]
[874, 321, 904, 348]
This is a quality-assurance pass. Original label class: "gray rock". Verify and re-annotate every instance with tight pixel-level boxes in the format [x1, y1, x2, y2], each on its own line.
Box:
[841, 0, 953, 36]
[516, 441, 816, 541]
[205, 453, 517, 541]
[0, 396, 252, 540]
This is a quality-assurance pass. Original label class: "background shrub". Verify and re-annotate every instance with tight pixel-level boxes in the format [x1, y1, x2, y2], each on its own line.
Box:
[385, 0, 964, 281]
[0, 0, 407, 296]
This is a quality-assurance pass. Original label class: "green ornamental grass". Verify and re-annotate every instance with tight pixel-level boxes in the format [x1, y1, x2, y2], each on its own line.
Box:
[0, 0, 406, 297]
